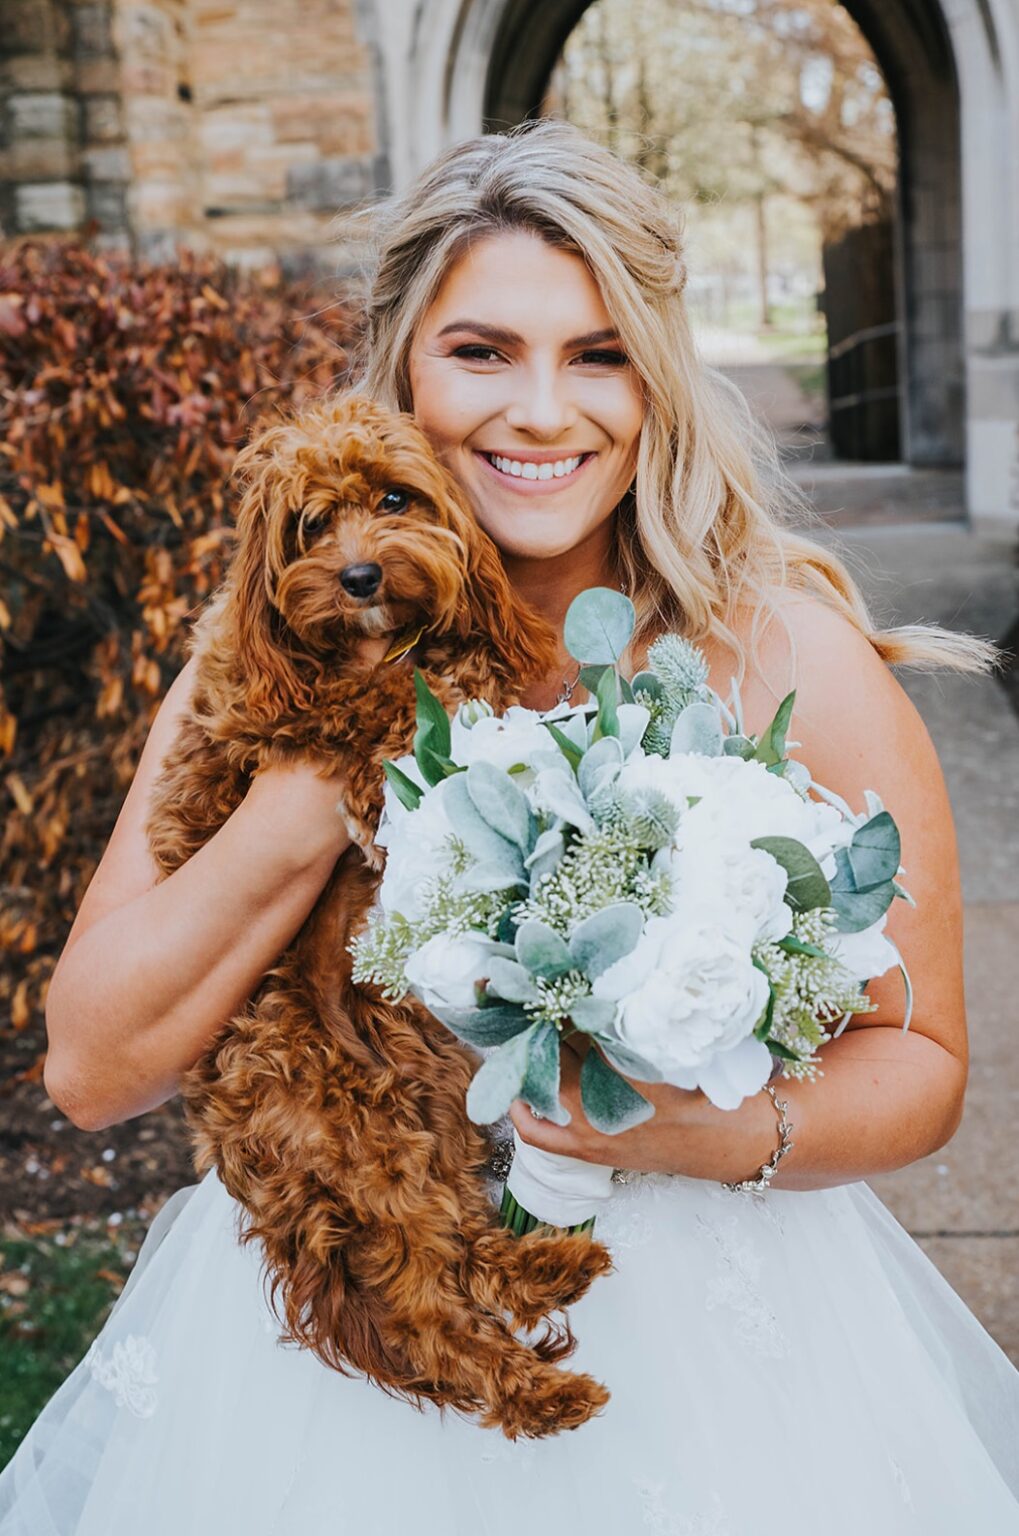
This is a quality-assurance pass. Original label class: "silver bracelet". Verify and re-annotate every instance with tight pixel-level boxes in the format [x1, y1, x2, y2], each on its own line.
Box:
[721, 1083, 794, 1195]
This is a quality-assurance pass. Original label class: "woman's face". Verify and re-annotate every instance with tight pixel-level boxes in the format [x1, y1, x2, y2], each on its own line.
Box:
[407, 230, 644, 562]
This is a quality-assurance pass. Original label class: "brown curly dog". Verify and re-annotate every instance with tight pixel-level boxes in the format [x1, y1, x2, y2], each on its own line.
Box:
[144, 393, 614, 1439]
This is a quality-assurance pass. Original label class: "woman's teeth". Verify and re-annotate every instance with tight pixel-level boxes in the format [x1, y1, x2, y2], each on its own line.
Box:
[486, 452, 586, 480]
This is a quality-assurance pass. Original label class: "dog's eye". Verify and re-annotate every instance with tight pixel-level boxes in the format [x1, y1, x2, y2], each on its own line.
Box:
[378, 488, 409, 515]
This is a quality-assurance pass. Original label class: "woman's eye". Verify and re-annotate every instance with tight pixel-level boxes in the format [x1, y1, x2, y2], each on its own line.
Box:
[379, 488, 409, 514]
[452, 345, 502, 362]
[577, 350, 628, 367]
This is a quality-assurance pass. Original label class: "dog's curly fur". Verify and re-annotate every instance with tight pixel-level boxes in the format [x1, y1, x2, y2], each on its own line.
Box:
[144, 394, 614, 1438]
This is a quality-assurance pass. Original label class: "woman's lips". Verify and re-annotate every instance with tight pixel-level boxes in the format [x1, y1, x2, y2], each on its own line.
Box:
[473, 450, 597, 494]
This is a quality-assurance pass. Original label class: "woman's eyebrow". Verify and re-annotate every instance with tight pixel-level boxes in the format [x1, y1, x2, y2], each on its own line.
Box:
[436, 320, 620, 349]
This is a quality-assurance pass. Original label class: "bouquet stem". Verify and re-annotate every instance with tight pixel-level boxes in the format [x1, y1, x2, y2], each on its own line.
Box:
[499, 1182, 597, 1237]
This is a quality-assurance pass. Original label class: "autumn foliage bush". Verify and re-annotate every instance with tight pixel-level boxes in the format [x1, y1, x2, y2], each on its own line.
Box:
[0, 239, 364, 1080]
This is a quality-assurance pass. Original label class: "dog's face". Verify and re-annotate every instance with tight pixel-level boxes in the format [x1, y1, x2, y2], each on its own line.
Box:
[231, 393, 496, 651]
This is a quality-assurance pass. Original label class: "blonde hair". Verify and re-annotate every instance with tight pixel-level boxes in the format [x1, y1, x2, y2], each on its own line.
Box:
[338, 118, 996, 680]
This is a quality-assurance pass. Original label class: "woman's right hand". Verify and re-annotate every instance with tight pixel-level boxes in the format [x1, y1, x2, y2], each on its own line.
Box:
[43, 655, 361, 1133]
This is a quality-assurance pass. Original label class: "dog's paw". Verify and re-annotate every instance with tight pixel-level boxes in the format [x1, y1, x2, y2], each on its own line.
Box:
[334, 795, 383, 863]
[485, 1366, 611, 1440]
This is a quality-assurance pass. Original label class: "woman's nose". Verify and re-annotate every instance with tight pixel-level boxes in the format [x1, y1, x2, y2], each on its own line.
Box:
[504, 367, 579, 439]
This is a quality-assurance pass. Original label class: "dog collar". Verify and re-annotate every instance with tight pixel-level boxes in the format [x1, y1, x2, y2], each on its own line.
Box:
[382, 624, 427, 664]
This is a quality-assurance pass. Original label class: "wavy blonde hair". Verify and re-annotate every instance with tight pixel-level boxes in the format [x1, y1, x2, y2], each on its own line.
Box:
[337, 118, 995, 679]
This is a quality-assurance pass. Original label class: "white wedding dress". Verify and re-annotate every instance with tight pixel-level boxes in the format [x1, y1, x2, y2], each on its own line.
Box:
[2, 1128, 1019, 1535]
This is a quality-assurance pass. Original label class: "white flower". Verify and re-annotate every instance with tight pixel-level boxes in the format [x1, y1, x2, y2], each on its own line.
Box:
[592, 916, 773, 1109]
[404, 932, 495, 1012]
[376, 772, 458, 922]
[825, 913, 900, 984]
[653, 839, 792, 947]
[449, 705, 553, 777]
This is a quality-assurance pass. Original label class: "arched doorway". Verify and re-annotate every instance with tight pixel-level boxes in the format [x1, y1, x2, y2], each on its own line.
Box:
[482, 0, 963, 473]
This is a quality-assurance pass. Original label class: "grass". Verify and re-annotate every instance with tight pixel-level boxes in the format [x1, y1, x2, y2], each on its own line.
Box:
[0, 1224, 139, 1473]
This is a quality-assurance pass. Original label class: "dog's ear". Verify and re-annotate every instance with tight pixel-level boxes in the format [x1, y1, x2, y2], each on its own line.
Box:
[222, 422, 316, 722]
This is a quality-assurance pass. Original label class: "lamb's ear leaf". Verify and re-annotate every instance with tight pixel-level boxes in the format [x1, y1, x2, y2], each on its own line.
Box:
[580, 1048, 655, 1133]
[522, 1022, 570, 1124]
[382, 760, 423, 811]
[466, 1027, 537, 1123]
[569, 902, 644, 978]
[722, 734, 756, 760]
[567, 995, 619, 1033]
[564, 587, 635, 665]
[465, 761, 531, 852]
[670, 701, 724, 758]
[444, 772, 526, 871]
[435, 1004, 531, 1048]
[515, 919, 573, 980]
[485, 957, 541, 1006]
[596, 1036, 663, 1082]
[751, 835, 831, 912]
[753, 690, 796, 767]
[846, 811, 901, 890]
[412, 669, 452, 759]
[578, 734, 624, 801]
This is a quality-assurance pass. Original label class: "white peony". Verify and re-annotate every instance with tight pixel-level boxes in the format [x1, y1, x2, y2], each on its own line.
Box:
[376, 772, 458, 922]
[825, 913, 900, 984]
[592, 915, 773, 1109]
[653, 839, 792, 948]
[404, 932, 495, 1012]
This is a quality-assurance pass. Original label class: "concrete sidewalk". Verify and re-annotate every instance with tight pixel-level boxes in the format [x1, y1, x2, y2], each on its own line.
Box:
[810, 519, 1019, 1362]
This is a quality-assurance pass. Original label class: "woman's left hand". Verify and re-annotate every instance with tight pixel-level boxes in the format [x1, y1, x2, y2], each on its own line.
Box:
[508, 1034, 787, 1183]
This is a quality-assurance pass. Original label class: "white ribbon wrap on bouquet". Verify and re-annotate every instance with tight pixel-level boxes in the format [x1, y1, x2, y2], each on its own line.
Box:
[505, 1128, 616, 1227]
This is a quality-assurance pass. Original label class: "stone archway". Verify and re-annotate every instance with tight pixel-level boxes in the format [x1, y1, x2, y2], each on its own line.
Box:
[380, 0, 1019, 524]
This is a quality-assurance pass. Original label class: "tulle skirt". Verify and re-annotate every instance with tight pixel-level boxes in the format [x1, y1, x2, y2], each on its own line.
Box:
[2, 1162, 1018, 1534]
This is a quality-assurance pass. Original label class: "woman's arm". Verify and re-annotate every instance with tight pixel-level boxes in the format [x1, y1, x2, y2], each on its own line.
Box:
[510, 594, 969, 1190]
[43, 655, 357, 1133]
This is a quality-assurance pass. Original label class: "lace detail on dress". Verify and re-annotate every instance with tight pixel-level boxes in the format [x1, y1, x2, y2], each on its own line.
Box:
[637, 1481, 731, 1534]
[695, 1211, 788, 1360]
[598, 1171, 673, 1252]
[887, 1454, 915, 1511]
[86, 1333, 159, 1418]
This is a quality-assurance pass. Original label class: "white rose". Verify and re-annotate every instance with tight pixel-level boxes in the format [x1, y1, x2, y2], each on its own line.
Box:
[450, 705, 552, 777]
[404, 932, 495, 1012]
[592, 915, 772, 1108]
[376, 773, 458, 922]
[825, 913, 900, 984]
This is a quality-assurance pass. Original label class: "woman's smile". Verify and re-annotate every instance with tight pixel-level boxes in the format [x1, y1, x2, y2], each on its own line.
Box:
[473, 447, 597, 494]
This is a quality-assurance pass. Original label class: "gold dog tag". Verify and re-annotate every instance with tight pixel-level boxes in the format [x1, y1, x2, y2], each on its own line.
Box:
[382, 624, 426, 665]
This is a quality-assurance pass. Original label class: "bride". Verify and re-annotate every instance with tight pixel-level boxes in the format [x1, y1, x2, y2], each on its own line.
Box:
[3, 119, 1018, 1533]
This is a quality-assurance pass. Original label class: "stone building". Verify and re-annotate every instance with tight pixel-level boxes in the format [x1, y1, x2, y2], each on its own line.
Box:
[2, 0, 1018, 527]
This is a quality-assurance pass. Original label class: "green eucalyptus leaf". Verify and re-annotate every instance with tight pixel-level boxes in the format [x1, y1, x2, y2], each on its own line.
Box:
[522, 1022, 569, 1124]
[436, 1004, 532, 1048]
[485, 957, 541, 1005]
[751, 835, 831, 911]
[777, 934, 828, 958]
[382, 760, 423, 811]
[466, 1028, 537, 1123]
[515, 919, 573, 980]
[569, 902, 644, 979]
[831, 879, 897, 933]
[670, 701, 724, 758]
[564, 587, 636, 665]
[541, 721, 584, 774]
[631, 670, 663, 701]
[579, 664, 611, 695]
[466, 761, 531, 852]
[766, 1040, 801, 1062]
[412, 669, 452, 759]
[753, 690, 796, 767]
[619, 676, 636, 705]
[593, 665, 620, 741]
[847, 811, 901, 890]
[580, 1048, 655, 1133]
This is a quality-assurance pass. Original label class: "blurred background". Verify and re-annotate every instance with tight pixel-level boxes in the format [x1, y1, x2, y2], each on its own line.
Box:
[1, 0, 1018, 1469]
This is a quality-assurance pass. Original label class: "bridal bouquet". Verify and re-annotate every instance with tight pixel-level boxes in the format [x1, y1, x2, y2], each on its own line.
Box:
[352, 589, 912, 1229]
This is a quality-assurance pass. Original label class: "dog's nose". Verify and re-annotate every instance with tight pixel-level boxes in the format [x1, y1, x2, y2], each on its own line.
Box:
[339, 562, 383, 599]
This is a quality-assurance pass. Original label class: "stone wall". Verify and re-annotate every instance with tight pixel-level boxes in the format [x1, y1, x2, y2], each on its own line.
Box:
[0, 0, 386, 273]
